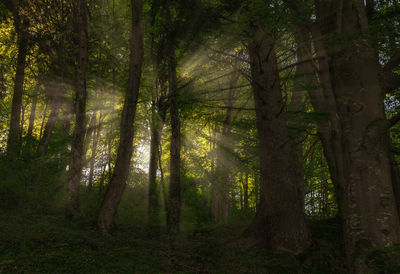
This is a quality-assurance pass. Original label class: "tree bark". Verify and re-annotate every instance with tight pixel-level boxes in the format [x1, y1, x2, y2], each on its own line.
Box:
[148, 98, 166, 226]
[167, 52, 181, 233]
[88, 112, 101, 190]
[211, 62, 238, 223]
[7, 11, 29, 157]
[84, 110, 98, 157]
[313, 1, 400, 270]
[97, 0, 143, 233]
[287, 0, 400, 268]
[243, 24, 310, 254]
[0, 64, 6, 102]
[66, 0, 89, 219]
[37, 81, 63, 155]
[27, 93, 38, 137]
[390, 154, 400, 221]
[291, 20, 344, 217]
[254, 173, 259, 212]
[243, 172, 248, 214]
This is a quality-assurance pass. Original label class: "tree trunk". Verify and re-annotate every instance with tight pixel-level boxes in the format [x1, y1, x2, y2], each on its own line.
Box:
[27, 94, 38, 137]
[0, 63, 6, 101]
[288, 32, 308, 204]
[7, 14, 28, 157]
[148, 99, 166, 226]
[37, 81, 63, 155]
[211, 63, 238, 223]
[390, 154, 400, 221]
[254, 173, 259, 212]
[243, 24, 310, 254]
[291, 19, 344, 217]
[66, 0, 89, 219]
[287, 0, 400, 268]
[20, 103, 26, 134]
[88, 112, 101, 190]
[84, 110, 98, 157]
[39, 102, 48, 139]
[97, 0, 143, 233]
[167, 52, 181, 233]
[159, 142, 168, 212]
[243, 172, 249, 214]
[311, 1, 400, 270]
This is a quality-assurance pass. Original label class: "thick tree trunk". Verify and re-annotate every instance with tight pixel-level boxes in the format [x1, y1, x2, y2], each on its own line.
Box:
[66, 0, 89, 219]
[7, 16, 28, 157]
[311, 1, 400, 270]
[167, 52, 181, 233]
[243, 24, 310, 254]
[97, 0, 143, 233]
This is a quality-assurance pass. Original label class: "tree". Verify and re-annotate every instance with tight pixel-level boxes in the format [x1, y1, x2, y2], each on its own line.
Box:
[66, 0, 89, 219]
[166, 49, 181, 233]
[6, 0, 29, 157]
[211, 60, 240, 223]
[241, 17, 310, 253]
[97, 0, 144, 233]
[285, 0, 400, 270]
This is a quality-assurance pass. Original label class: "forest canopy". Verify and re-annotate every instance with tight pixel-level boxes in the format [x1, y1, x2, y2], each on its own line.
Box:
[0, 0, 400, 272]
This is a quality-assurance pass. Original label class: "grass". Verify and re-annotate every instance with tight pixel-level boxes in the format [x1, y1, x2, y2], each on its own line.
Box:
[0, 207, 352, 273]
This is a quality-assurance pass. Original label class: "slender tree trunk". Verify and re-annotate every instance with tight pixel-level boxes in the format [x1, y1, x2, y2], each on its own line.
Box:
[62, 100, 72, 135]
[97, 0, 143, 233]
[158, 142, 168, 212]
[288, 33, 308, 207]
[84, 110, 97, 156]
[292, 22, 344, 216]
[27, 94, 38, 137]
[390, 155, 400, 220]
[20, 103, 26, 134]
[107, 122, 113, 173]
[0, 64, 6, 102]
[39, 102, 48, 140]
[211, 63, 238, 223]
[148, 99, 166, 226]
[242, 24, 310, 253]
[254, 173, 259, 212]
[88, 112, 101, 190]
[7, 15, 28, 157]
[239, 177, 243, 211]
[167, 52, 181, 233]
[37, 81, 63, 155]
[243, 172, 249, 214]
[66, 0, 89, 219]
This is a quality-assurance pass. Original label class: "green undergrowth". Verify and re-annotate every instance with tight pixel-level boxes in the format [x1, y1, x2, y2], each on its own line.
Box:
[0, 209, 351, 273]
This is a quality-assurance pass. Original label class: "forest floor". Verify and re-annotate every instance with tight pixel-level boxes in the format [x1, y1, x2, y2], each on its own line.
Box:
[0, 208, 398, 273]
